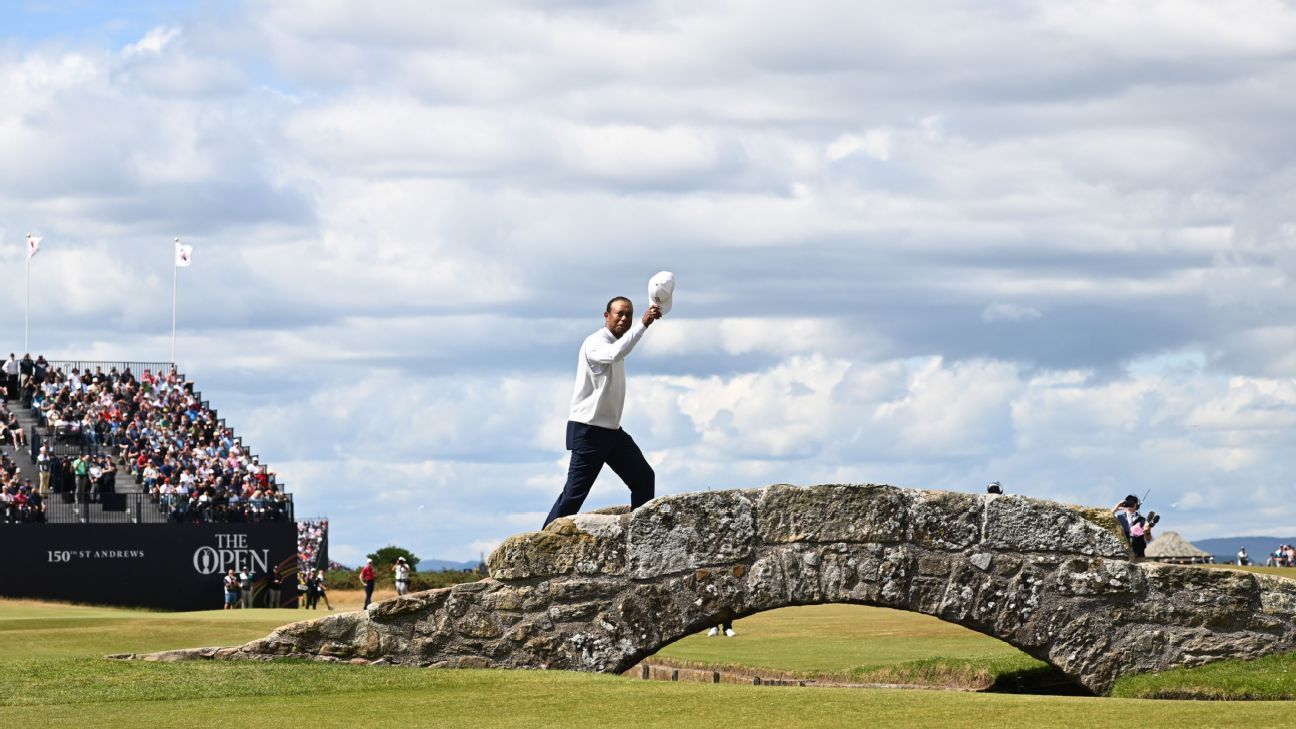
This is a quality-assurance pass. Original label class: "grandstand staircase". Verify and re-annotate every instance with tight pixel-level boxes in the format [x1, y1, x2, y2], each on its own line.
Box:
[2, 396, 168, 524]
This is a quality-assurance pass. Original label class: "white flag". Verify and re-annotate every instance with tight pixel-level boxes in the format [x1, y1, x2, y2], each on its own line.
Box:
[175, 240, 193, 268]
[27, 234, 41, 260]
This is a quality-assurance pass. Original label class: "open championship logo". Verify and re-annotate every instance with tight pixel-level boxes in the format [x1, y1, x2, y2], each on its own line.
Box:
[193, 533, 270, 575]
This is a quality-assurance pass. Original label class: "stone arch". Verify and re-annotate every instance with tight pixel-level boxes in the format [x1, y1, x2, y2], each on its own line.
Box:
[139, 485, 1296, 696]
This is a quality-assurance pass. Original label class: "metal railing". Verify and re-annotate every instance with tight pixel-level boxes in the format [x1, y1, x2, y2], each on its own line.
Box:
[29, 428, 104, 459]
[44, 360, 174, 379]
[3, 492, 295, 525]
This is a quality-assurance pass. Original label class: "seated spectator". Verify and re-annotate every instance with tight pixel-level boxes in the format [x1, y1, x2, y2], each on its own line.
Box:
[95, 456, 115, 498]
[142, 463, 160, 490]
[0, 485, 14, 523]
[0, 412, 14, 448]
[8, 412, 26, 447]
[13, 484, 28, 519]
[23, 485, 44, 523]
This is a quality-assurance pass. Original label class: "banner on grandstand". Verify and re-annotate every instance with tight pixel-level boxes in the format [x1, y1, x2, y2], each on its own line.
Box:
[0, 523, 299, 611]
[175, 240, 193, 267]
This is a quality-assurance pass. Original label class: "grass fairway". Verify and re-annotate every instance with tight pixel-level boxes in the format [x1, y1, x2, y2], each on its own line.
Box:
[653, 603, 1051, 688]
[3, 598, 1295, 729]
[1200, 563, 1296, 579]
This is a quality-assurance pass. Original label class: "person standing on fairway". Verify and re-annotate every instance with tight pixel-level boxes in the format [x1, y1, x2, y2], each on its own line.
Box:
[543, 295, 663, 527]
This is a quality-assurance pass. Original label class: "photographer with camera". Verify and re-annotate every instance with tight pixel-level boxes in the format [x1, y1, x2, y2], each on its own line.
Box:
[222, 569, 239, 610]
[1113, 494, 1158, 561]
[393, 557, 411, 597]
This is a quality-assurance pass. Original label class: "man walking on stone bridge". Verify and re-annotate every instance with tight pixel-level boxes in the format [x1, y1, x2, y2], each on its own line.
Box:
[543, 295, 663, 527]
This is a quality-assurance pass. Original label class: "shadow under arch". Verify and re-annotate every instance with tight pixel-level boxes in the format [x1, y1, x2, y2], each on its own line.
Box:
[136, 485, 1296, 697]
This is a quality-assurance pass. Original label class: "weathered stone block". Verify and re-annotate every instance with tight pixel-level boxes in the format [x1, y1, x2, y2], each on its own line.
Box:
[548, 602, 601, 622]
[876, 546, 915, 607]
[549, 577, 624, 603]
[908, 489, 982, 550]
[757, 483, 907, 544]
[1258, 574, 1296, 615]
[318, 642, 354, 658]
[1144, 563, 1257, 603]
[781, 546, 827, 603]
[983, 495, 1127, 558]
[918, 555, 953, 577]
[744, 552, 788, 607]
[442, 656, 491, 669]
[280, 612, 360, 644]
[487, 514, 628, 580]
[368, 588, 451, 621]
[1053, 558, 1146, 596]
[817, 545, 870, 601]
[481, 585, 549, 612]
[454, 608, 504, 639]
[627, 491, 756, 579]
[616, 583, 686, 647]
[933, 562, 998, 622]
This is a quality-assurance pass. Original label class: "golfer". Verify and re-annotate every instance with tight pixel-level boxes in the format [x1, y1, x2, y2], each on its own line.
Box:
[543, 295, 662, 527]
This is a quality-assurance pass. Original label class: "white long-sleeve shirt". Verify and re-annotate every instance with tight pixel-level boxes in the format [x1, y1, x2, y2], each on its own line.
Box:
[569, 320, 648, 429]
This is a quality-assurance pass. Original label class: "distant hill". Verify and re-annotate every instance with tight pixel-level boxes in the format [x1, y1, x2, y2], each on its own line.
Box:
[328, 558, 481, 572]
[418, 558, 482, 572]
[1189, 536, 1296, 564]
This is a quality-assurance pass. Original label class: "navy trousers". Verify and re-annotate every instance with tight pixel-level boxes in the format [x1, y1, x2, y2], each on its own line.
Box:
[544, 421, 654, 527]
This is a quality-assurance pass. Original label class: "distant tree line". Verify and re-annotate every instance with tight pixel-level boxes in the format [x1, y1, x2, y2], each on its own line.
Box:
[320, 544, 483, 592]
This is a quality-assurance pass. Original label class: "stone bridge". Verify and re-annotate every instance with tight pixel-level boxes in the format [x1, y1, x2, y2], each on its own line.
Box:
[137, 485, 1296, 695]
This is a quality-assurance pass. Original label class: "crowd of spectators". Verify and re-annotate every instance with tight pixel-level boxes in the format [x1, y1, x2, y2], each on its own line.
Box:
[0, 451, 43, 523]
[298, 519, 328, 578]
[1, 361, 31, 450]
[3, 354, 292, 525]
[2, 358, 41, 523]
[37, 451, 118, 503]
[1266, 544, 1296, 568]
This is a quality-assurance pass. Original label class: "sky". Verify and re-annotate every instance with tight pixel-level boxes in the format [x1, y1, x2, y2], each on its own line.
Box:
[2, 0, 1295, 565]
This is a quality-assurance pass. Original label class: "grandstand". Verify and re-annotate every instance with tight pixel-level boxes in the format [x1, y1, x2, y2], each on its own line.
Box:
[0, 358, 315, 610]
[1, 358, 294, 525]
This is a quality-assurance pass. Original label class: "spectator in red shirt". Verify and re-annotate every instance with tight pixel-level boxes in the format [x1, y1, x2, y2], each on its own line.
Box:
[360, 558, 376, 608]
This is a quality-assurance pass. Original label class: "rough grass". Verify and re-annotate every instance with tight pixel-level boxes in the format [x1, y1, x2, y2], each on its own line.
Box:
[2, 597, 1295, 728]
[1112, 651, 1296, 700]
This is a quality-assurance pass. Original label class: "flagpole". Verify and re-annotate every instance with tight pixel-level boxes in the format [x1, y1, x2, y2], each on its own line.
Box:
[25, 256, 30, 354]
[172, 237, 179, 365]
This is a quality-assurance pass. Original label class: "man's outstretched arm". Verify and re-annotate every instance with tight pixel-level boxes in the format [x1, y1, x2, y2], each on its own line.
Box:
[586, 306, 661, 365]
